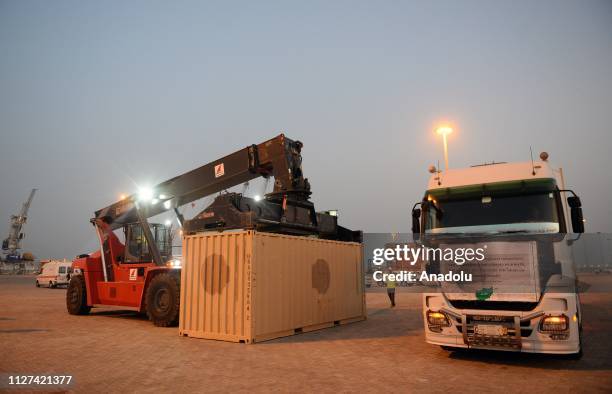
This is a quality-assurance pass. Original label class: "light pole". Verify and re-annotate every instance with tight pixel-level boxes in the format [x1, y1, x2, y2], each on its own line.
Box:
[436, 126, 453, 171]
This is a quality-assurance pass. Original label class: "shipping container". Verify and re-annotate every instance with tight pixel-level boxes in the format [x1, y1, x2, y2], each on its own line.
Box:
[179, 230, 366, 343]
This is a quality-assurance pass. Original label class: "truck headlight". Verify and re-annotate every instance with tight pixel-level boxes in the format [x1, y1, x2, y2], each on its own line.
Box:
[540, 315, 568, 332]
[427, 310, 450, 327]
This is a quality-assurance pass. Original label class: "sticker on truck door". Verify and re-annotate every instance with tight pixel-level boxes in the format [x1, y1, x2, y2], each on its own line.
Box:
[129, 268, 138, 281]
[214, 163, 225, 178]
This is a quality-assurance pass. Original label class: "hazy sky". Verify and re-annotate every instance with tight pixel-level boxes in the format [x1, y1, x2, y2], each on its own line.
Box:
[1, 0, 611, 259]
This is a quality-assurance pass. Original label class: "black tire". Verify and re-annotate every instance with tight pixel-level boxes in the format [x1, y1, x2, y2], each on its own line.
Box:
[49, 281, 54, 288]
[145, 273, 180, 327]
[35, 281, 40, 287]
[66, 275, 91, 315]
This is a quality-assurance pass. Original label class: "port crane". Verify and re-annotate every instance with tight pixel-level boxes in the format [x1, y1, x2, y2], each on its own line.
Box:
[2, 188, 37, 262]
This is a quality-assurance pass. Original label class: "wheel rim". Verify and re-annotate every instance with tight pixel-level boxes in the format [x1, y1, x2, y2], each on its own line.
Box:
[154, 288, 170, 313]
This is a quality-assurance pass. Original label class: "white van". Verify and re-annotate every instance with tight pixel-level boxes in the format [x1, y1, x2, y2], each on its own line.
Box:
[36, 260, 73, 288]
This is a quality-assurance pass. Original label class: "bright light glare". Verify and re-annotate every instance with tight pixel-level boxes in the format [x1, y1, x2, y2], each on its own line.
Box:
[163, 200, 172, 209]
[138, 187, 154, 202]
[164, 219, 171, 226]
[165, 259, 182, 268]
[254, 195, 262, 202]
[436, 126, 453, 136]
[119, 194, 127, 200]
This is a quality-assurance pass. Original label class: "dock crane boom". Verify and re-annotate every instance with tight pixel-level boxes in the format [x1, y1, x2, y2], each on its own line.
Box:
[2, 188, 37, 260]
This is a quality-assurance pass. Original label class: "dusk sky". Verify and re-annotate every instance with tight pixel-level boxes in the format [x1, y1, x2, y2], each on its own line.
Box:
[1, 0, 611, 259]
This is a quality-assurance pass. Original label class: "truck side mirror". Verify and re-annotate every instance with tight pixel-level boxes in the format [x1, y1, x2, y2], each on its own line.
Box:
[412, 208, 421, 234]
[567, 196, 584, 233]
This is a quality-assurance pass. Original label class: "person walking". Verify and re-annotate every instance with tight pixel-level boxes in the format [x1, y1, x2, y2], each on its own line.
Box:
[385, 268, 396, 307]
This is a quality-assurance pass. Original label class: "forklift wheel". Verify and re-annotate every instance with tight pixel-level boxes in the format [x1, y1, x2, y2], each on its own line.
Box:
[145, 273, 180, 327]
[66, 275, 91, 315]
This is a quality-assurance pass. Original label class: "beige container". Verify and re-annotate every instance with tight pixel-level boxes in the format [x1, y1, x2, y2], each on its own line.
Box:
[179, 230, 365, 343]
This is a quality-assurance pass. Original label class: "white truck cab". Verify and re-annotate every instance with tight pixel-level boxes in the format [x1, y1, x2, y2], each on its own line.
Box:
[413, 156, 584, 356]
[36, 260, 73, 288]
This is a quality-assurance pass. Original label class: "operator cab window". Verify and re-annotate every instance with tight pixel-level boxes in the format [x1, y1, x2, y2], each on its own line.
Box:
[124, 224, 151, 263]
[123, 223, 172, 263]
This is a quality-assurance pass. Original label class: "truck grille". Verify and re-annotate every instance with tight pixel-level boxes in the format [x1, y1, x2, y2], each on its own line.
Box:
[463, 315, 522, 350]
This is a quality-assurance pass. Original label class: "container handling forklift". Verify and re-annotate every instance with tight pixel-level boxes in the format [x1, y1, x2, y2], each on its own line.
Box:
[66, 134, 360, 326]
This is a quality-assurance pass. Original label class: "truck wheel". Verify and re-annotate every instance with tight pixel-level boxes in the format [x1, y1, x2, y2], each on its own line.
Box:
[35, 281, 40, 287]
[145, 273, 180, 327]
[66, 275, 91, 315]
[49, 281, 54, 288]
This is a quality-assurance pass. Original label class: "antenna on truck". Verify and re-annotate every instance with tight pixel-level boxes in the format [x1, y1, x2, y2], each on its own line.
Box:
[529, 147, 536, 176]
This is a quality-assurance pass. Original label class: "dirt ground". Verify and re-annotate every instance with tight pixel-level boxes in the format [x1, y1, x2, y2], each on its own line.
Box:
[1, 274, 611, 393]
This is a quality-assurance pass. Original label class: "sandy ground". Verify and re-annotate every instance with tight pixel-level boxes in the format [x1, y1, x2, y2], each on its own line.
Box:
[1, 274, 611, 393]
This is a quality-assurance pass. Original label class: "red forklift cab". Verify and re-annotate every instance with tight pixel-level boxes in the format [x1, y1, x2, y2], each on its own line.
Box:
[68, 220, 180, 326]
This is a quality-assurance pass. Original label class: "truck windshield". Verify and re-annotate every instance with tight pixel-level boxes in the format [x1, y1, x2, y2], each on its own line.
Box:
[424, 191, 562, 234]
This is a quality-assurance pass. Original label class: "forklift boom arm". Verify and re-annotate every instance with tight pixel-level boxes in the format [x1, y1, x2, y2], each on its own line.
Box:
[94, 134, 309, 230]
